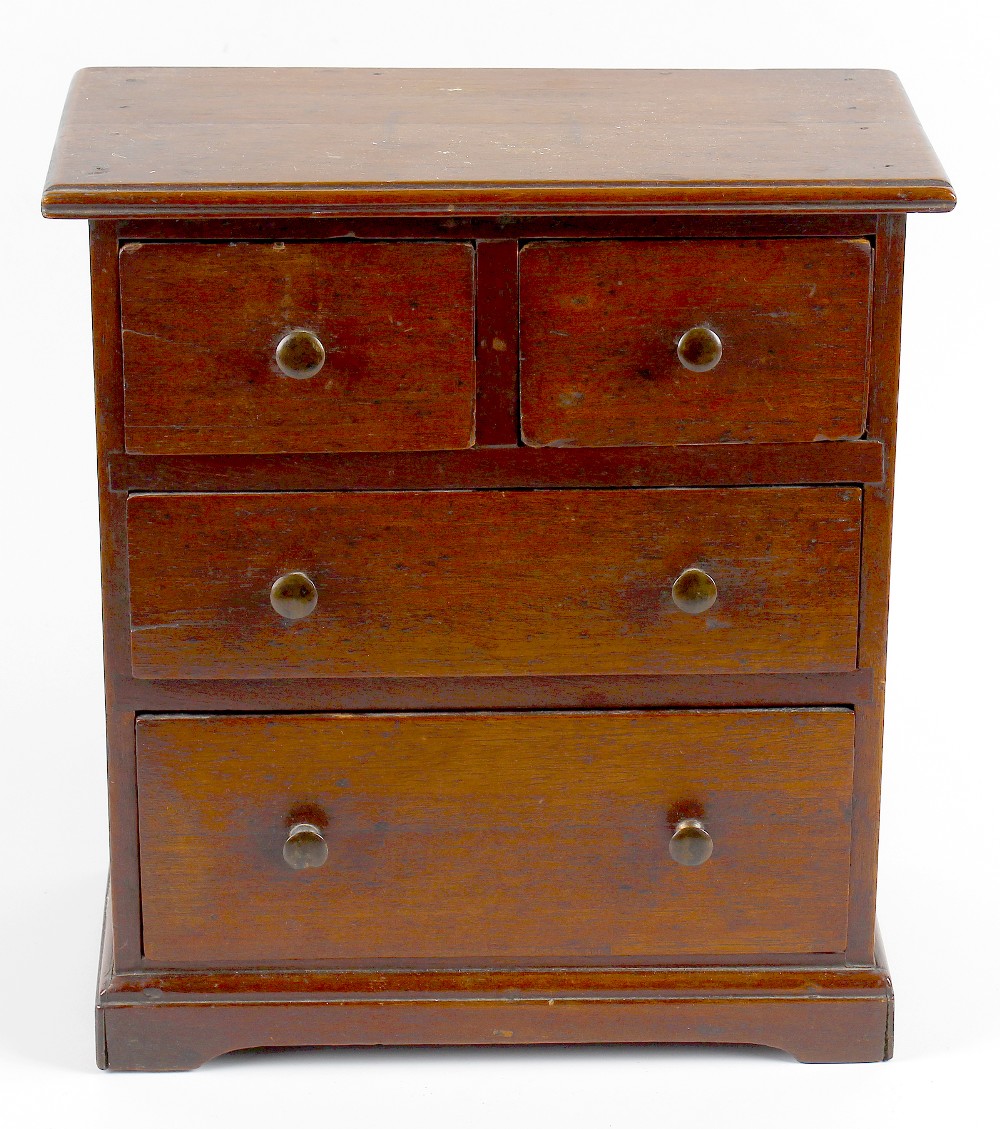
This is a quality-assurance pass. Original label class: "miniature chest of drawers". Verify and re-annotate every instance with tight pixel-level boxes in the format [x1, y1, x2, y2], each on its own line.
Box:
[43, 67, 954, 1070]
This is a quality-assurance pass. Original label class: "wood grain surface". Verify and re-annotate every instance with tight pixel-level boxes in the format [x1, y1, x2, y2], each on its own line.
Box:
[87, 225, 145, 968]
[109, 441, 886, 493]
[473, 239, 519, 447]
[42, 69, 955, 217]
[126, 487, 862, 680]
[40, 60, 957, 1068]
[101, 995, 890, 1068]
[848, 214, 906, 961]
[113, 671, 873, 717]
[136, 709, 855, 963]
[520, 238, 872, 446]
[115, 213, 884, 242]
[119, 241, 475, 454]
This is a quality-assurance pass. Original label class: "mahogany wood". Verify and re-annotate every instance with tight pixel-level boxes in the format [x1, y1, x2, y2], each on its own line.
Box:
[43, 69, 954, 217]
[116, 214, 882, 242]
[109, 441, 885, 493]
[126, 487, 862, 680]
[95, 880, 892, 1070]
[119, 240, 475, 454]
[136, 710, 854, 963]
[40, 67, 953, 1070]
[111, 670, 873, 715]
[473, 239, 519, 447]
[100, 995, 891, 1070]
[89, 225, 142, 969]
[107, 959, 892, 994]
[847, 214, 907, 962]
[520, 238, 872, 446]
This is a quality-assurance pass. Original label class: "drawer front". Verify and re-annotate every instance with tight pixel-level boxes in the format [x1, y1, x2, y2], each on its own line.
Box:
[119, 241, 476, 454]
[137, 709, 855, 964]
[519, 238, 872, 447]
[127, 487, 861, 679]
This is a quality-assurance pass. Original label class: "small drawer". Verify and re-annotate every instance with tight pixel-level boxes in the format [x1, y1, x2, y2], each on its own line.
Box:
[136, 709, 855, 964]
[126, 486, 861, 679]
[119, 241, 476, 454]
[519, 238, 872, 447]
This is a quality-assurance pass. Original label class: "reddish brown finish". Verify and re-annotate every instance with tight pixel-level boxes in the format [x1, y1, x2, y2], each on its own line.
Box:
[43, 68, 952, 1070]
[136, 710, 855, 963]
[108, 955, 892, 995]
[101, 996, 890, 1070]
[473, 239, 519, 446]
[43, 69, 954, 218]
[847, 214, 907, 962]
[112, 670, 873, 716]
[126, 487, 862, 680]
[96, 886, 892, 1068]
[109, 440, 885, 493]
[119, 240, 475, 454]
[89, 225, 143, 969]
[116, 214, 883, 243]
[520, 238, 872, 446]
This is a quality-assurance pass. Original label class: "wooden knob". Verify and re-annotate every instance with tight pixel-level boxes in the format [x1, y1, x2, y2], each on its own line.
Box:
[669, 818, 714, 866]
[275, 329, 326, 378]
[283, 823, 329, 870]
[270, 571, 318, 620]
[671, 567, 718, 615]
[677, 326, 723, 372]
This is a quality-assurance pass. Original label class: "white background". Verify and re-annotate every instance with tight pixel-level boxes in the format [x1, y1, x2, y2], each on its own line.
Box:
[1, 1, 996, 1125]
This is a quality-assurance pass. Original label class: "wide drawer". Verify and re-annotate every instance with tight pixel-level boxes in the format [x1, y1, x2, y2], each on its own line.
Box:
[126, 487, 862, 679]
[119, 241, 476, 454]
[136, 709, 855, 964]
[519, 238, 872, 447]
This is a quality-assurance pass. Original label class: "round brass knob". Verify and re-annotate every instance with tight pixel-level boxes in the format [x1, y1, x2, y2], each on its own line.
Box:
[671, 567, 718, 615]
[283, 823, 329, 870]
[270, 571, 318, 620]
[669, 818, 714, 866]
[677, 326, 723, 372]
[275, 329, 326, 379]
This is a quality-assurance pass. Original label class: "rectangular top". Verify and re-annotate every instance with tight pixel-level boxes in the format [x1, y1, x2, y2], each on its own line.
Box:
[42, 67, 954, 218]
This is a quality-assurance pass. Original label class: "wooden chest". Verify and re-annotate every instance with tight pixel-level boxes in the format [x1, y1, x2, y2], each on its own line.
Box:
[42, 67, 954, 1069]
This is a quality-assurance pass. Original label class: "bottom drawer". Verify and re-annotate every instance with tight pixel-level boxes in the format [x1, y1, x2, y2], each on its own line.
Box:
[136, 709, 855, 964]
